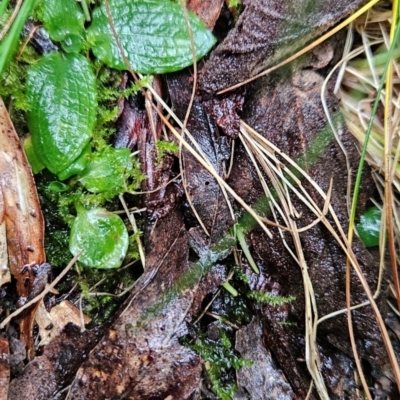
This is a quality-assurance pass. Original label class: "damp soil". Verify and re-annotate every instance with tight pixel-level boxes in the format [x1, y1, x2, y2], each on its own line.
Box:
[4, 1, 400, 399]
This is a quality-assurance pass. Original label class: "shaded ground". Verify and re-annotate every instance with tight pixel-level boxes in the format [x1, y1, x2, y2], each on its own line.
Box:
[3, 1, 400, 399]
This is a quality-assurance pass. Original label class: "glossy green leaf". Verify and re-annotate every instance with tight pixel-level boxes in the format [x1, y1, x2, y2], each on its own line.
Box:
[88, 0, 216, 74]
[41, 0, 85, 49]
[69, 207, 129, 269]
[61, 34, 84, 54]
[78, 147, 131, 193]
[26, 52, 97, 174]
[57, 143, 92, 181]
[357, 207, 382, 247]
[48, 181, 69, 193]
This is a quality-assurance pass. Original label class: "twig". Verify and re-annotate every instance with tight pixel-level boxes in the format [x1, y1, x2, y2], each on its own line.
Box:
[119, 194, 145, 269]
[0, 0, 23, 41]
[0, 252, 80, 329]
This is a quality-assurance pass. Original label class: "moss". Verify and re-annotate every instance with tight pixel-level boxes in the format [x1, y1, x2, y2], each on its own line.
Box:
[156, 139, 179, 164]
[278, 321, 298, 327]
[187, 326, 252, 400]
[74, 265, 136, 325]
[231, 264, 249, 284]
[0, 34, 41, 134]
[228, 0, 241, 8]
[37, 171, 73, 267]
[91, 63, 151, 152]
[247, 291, 296, 306]
[127, 230, 142, 261]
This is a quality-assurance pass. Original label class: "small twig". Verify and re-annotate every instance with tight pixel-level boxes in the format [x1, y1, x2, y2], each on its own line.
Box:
[78, 295, 85, 332]
[180, 0, 197, 130]
[119, 194, 145, 269]
[17, 23, 40, 59]
[0, 252, 80, 329]
[103, 0, 139, 83]
[204, 312, 240, 330]
[128, 173, 181, 195]
[0, 0, 23, 41]
[178, 0, 212, 237]
[113, 207, 147, 215]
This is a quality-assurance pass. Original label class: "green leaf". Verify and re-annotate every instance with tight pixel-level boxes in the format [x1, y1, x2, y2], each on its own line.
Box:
[61, 34, 85, 54]
[26, 52, 97, 174]
[88, 0, 216, 74]
[48, 181, 69, 193]
[235, 224, 259, 274]
[41, 0, 85, 51]
[69, 207, 129, 269]
[357, 206, 382, 247]
[58, 143, 92, 181]
[78, 147, 131, 193]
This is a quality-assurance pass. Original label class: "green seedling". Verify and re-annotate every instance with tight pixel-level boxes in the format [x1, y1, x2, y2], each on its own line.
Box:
[222, 281, 238, 297]
[235, 224, 259, 274]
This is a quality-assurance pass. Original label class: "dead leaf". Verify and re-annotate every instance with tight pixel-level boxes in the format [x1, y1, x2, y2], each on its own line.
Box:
[167, 70, 232, 240]
[0, 97, 46, 355]
[36, 300, 91, 347]
[0, 191, 10, 287]
[203, 90, 245, 138]
[0, 336, 9, 400]
[8, 324, 104, 400]
[199, 0, 367, 93]
[187, 0, 224, 30]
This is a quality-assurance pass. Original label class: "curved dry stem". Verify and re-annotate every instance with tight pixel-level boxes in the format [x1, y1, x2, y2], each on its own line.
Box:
[0, 0, 23, 41]
[240, 119, 400, 395]
[153, 106, 273, 239]
[239, 125, 329, 398]
[119, 194, 146, 269]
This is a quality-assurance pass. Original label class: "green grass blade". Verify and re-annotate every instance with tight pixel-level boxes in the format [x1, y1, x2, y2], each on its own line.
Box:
[349, 21, 400, 234]
[0, 0, 39, 77]
[0, 0, 11, 20]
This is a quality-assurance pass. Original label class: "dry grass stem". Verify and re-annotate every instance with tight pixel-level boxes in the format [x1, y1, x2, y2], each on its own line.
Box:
[119, 194, 146, 269]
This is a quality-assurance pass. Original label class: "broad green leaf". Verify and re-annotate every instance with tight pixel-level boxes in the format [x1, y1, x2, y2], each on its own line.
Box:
[78, 147, 131, 193]
[26, 52, 97, 174]
[41, 0, 85, 52]
[88, 0, 216, 74]
[58, 143, 92, 181]
[357, 206, 382, 248]
[69, 207, 129, 269]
